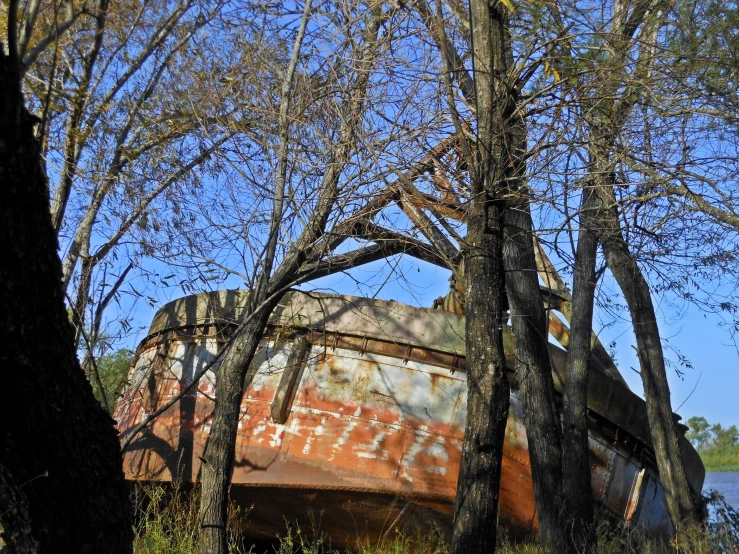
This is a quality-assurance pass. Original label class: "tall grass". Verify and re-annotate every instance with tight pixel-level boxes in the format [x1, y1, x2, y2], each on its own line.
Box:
[258, 522, 449, 554]
[130, 484, 739, 554]
[131, 483, 251, 554]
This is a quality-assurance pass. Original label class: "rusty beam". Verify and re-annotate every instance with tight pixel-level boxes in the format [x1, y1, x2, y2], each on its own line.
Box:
[534, 236, 624, 384]
[304, 137, 459, 265]
[395, 194, 458, 266]
[293, 230, 448, 285]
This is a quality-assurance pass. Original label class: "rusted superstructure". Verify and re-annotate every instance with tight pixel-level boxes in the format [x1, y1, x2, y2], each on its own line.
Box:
[115, 290, 704, 545]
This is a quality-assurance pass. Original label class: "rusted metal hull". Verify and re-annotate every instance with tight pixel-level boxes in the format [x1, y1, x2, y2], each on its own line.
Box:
[115, 291, 704, 545]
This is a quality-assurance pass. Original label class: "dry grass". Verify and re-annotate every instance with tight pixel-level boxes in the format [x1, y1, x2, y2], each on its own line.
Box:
[130, 484, 739, 554]
[131, 482, 251, 554]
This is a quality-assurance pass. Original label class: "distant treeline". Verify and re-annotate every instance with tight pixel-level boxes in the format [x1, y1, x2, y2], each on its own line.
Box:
[686, 417, 739, 472]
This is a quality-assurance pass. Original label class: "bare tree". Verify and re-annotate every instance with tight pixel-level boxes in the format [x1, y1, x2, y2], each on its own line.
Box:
[415, 1, 572, 549]
[21, 0, 248, 364]
[437, 0, 512, 549]
[195, 2, 398, 551]
[547, 0, 701, 528]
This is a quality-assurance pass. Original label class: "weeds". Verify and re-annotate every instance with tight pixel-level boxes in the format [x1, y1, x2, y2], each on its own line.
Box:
[352, 526, 448, 554]
[131, 482, 251, 554]
[270, 523, 447, 554]
[130, 484, 739, 554]
[704, 491, 739, 553]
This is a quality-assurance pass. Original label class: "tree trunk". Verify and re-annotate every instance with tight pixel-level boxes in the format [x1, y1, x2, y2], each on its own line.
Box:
[453, 64, 508, 554]
[561, 185, 598, 544]
[453, 193, 509, 554]
[464, 1, 569, 551]
[501, 189, 568, 553]
[596, 188, 698, 528]
[0, 466, 39, 554]
[72, 256, 94, 347]
[197, 305, 277, 553]
[0, 51, 132, 553]
[197, 9, 384, 550]
[495, 29, 569, 554]
[449, 3, 512, 553]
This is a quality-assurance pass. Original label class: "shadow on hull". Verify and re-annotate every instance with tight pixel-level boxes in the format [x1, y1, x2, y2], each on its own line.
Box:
[115, 291, 705, 546]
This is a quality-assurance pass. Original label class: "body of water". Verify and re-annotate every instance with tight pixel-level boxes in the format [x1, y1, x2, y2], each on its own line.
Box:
[703, 471, 739, 510]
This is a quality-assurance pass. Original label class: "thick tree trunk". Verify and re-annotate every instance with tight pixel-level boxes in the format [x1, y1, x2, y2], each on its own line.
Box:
[561, 186, 598, 544]
[449, 3, 512, 553]
[0, 52, 132, 552]
[465, 1, 568, 551]
[197, 305, 276, 553]
[501, 188, 568, 553]
[453, 194, 509, 554]
[596, 189, 698, 528]
[0, 466, 39, 554]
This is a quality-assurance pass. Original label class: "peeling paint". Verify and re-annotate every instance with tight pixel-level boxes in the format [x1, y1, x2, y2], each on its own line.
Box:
[116, 291, 703, 545]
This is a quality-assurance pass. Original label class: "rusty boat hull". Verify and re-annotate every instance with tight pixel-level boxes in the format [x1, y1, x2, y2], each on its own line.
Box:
[114, 291, 704, 545]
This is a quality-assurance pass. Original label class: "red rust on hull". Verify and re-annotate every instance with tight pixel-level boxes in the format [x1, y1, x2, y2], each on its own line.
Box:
[115, 291, 704, 545]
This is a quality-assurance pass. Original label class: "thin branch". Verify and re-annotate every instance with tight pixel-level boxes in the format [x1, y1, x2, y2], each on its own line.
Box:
[22, 4, 88, 72]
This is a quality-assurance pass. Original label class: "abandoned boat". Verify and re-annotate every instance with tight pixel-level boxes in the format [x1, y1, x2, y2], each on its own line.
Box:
[114, 290, 705, 545]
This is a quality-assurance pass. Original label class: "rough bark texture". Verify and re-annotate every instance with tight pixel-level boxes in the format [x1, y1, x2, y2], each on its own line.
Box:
[596, 187, 697, 528]
[561, 185, 598, 544]
[454, 206, 509, 554]
[462, 2, 569, 551]
[197, 305, 276, 553]
[572, 0, 698, 530]
[0, 50, 132, 553]
[494, 27, 569, 554]
[0, 466, 39, 554]
[502, 193, 567, 553]
[449, 3, 511, 553]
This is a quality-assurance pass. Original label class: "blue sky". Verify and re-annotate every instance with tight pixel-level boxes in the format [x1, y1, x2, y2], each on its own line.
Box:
[47, 0, 737, 434]
[608, 301, 739, 430]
